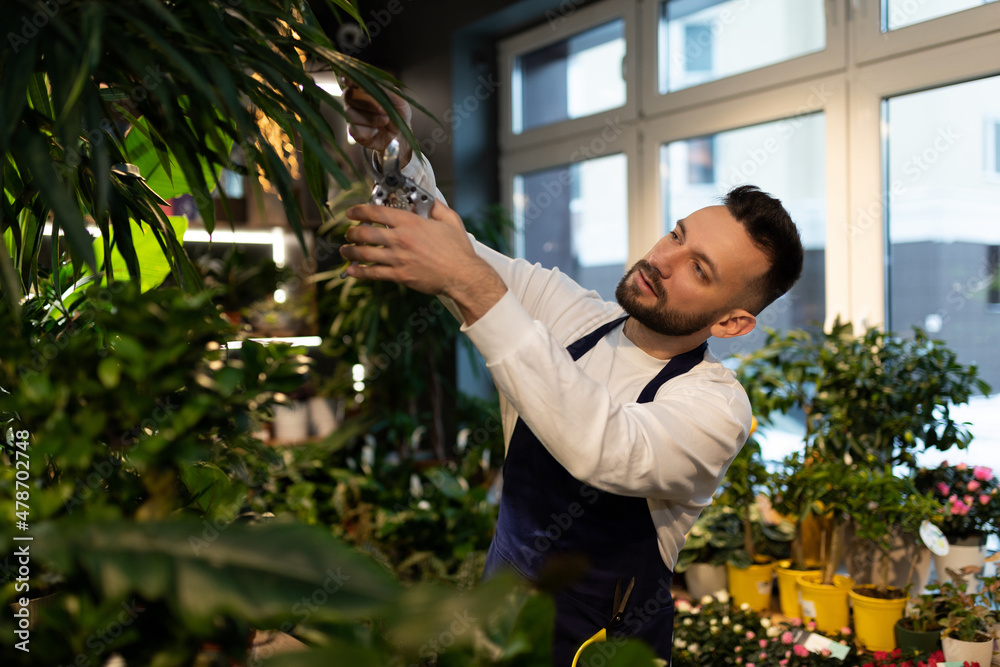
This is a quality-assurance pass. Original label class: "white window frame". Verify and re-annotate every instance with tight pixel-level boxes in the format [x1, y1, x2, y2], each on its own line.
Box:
[498, 0, 638, 153]
[638, 0, 847, 117]
[852, 0, 1000, 65]
[848, 31, 1000, 329]
[500, 126, 642, 266]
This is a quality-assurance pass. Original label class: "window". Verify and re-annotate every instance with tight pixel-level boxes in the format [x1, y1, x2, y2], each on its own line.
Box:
[496, 0, 1000, 460]
[883, 0, 998, 31]
[658, 0, 826, 94]
[513, 19, 626, 134]
[514, 154, 629, 301]
[884, 74, 1000, 470]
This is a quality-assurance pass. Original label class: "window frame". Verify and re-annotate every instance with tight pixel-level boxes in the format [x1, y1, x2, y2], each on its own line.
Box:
[853, 0, 1000, 65]
[498, 0, 638, 154]
[638, 0, 847, 117]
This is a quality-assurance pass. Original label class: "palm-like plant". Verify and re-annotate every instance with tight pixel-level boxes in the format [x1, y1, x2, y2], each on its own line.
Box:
[1, 0, 422, 321]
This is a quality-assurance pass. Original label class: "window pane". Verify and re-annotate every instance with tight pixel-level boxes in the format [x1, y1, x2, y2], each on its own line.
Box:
[883, 0, 998, 31]
[885, 74, 1000, 467]
[513, 154, 628, 300]
[660, 114, 827, 362]
[659, 0, 826, 93]
[513, 20, 626, 134]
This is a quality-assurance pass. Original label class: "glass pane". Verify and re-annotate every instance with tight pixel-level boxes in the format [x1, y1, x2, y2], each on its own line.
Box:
[513, 20, 626, 134]
[883, 0, 998, 31]
[513, 154, 628, 300]
[661, 114, 827, 362]
[885, 74, 1000, 469]
[659, 0, 826, 93]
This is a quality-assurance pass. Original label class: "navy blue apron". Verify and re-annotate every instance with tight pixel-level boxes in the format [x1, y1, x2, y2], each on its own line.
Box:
[483, 315, 707, 666]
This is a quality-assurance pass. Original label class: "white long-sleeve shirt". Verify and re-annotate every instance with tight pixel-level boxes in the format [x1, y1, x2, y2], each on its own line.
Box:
[401, 158, 751, 569]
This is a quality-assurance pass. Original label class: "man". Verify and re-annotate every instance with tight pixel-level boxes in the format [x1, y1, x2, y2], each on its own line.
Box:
[339, 83, 803, 665]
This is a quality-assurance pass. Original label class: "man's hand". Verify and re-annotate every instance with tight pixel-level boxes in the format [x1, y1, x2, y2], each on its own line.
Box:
[340, 76, 413, 163]
[340, 200, 508, 325]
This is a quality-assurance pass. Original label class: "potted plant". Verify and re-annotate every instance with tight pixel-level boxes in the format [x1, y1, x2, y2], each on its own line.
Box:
[715, 440, 794, 612]
[675, 503, 744, 599]
[895, 589, 945, 657]
[935, 569, 997, 665]
[779, 455, 856, 633]
[845, 467, 941, 652]
[915, 462, 1000, 592]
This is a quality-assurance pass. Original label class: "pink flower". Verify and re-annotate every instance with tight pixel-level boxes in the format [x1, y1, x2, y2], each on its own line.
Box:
[760, 639, 768, 648]
[956, 462, 968, 471]
[821, 648, 831, 657]
[937, 482, 951, 495]
[950, 497, 971, 515]
[840, 626, 852, 635]
[779, 660, 788, 666]
[981, 494, 991, 505]
[806, 621, 816, 631]
[746, 631, 755, 640]
[973, 466, 993, 480]
[759, 652, 767, 660]
[968, 479, 981, 492]
[747, 664, 755, 667]
[964, 494, 975, 506]
[793, 645, 810, 657]
[781, 631, 793, 644]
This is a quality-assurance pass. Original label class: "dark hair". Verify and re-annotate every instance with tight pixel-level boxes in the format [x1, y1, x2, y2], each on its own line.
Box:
[723, 185, 803, 316]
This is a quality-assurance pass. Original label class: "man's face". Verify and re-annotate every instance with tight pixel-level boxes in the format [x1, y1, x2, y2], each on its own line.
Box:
[615, 205, 769, 337]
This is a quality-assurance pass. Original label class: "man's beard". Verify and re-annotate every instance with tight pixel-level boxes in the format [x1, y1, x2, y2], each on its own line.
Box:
[614, 260, 718, 337]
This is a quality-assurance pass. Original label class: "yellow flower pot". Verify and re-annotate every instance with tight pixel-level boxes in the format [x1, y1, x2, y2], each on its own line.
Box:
[797, 573, 853, 634]
[775, 559, 822, 618]
[726, 561, 774, 612]
[850, 585, 908, 652]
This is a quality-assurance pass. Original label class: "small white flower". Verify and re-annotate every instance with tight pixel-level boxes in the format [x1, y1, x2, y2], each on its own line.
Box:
[760, 618, 771, 628]
[675, 640, 687, 649]
[767, 626, 781, 638]
[689, 643, 700, 655]
[722, 616, 731, 626]
[676, 599, 692, 613]
[709, 617, 718, 625]
[683, 618, 693, 626]
[700, 595, 714, 605]
[710, 626, 719, 634]
[740, 603, 750, 611]
[715, 591, 730, 604]
[733, 624, 744, 633]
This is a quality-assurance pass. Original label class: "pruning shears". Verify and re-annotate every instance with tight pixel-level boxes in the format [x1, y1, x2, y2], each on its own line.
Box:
[340, 137, 436, 278]
[571, 576, 635, 667]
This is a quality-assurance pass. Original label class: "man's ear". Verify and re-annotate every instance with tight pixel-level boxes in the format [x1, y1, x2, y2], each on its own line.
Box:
[709, 309, 757, 339]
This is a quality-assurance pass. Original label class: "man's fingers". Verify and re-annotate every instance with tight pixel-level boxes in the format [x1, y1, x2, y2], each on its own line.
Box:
[346, 203, 422, 228]
[344, 222, 391, 246]
[339, 242, 394, 267]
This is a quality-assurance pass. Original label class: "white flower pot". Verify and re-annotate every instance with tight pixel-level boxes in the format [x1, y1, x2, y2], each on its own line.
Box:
[308, 396, 341, 438]
[684, 563, 727, 600]
[933, 537, 987, 592]
[272, 400, 311, 443]
[942, 634, 993, 666]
